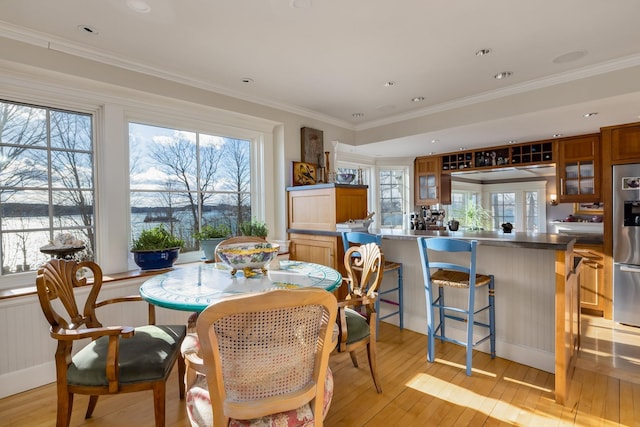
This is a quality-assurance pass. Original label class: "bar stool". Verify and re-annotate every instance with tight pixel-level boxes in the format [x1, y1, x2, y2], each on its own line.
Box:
[417, 237, 495, 375]
[341, 231, 404, 335]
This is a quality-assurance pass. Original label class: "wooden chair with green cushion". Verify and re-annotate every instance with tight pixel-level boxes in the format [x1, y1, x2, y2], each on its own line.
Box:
[36, 259, 186, 427]
[335, 242, 385, 393]
[341, 231, 404, 336]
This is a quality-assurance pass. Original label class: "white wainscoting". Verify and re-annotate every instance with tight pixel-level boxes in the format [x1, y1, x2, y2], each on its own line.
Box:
[0, 277, 191, 399]
[379, 238, 557, 373]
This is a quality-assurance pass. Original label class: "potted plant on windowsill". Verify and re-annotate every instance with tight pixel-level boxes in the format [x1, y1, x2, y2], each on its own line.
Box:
[193, 223, 232, 261]
[131, 224, 184, 271]
[238, 218, 268, 239]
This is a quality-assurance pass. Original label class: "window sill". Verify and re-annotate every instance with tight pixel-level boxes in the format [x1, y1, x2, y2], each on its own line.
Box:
[0, 266, 183, 301]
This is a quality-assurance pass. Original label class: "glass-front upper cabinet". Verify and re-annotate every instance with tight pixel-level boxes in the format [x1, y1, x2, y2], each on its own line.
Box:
[414, 156, 451, 205]
[557, 134, 600, 203]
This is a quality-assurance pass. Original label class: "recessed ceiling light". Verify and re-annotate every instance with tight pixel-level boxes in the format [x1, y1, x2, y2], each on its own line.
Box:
[127, 0, 151, 13]
[241, 78, 254, 84]
[431, 139, 439, 144]
[475, 48, 492, 56]
[508, 140, 517, 144]
[77, 25, 98, 35]
[553, 134, 563, 138]
[494, 71, 513, 80]
[584, 112, 598, 117]
[411, 97, 425, 102]
[458, 147, 466, 151]
[552, 50, 587, 64]
[383, 81, 396, 87]
[352, 113, 364, 118]
[290, 0, 312, 8]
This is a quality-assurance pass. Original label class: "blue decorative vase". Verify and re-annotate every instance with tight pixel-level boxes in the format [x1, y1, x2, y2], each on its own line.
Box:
[132, 248, 180, 270]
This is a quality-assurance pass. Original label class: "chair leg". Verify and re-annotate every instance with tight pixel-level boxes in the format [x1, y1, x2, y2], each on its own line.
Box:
[366, 341, 382, 393]
[438, 286, 446, 342]
[425, 284, 436, 363]
[398, 265, 404, 330]
[349, 350, 359, 367]
[375, 298, 380, 340]
[152, 383, 166, 427]
[177, 353, 186, 399]
[465, 283, 478, 376]
[57, 390, 73, 427]
[489, 275, 496, 358]
[85, 395, 99, 419]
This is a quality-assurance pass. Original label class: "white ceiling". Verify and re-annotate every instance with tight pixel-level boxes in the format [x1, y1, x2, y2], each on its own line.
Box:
[1, 0, 640, 158]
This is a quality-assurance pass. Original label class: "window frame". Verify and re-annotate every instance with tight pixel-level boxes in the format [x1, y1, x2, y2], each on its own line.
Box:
[483, 181, 547, 232]
[0, 99, 97, 289]
[0, 71, 275, 289]
[126, 115, 268, 267]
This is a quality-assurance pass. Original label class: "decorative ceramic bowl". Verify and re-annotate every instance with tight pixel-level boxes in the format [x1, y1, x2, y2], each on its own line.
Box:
[216, 242, 280, 276]
[336, 173, 355, 184]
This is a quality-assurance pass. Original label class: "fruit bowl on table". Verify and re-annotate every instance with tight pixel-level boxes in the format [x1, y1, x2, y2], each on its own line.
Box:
[216, 242, 280, 276]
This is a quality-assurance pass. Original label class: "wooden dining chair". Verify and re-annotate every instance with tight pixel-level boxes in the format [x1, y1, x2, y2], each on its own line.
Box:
[36, 259, 187, 427]
[334, 242, 385, 393]
[183, 288, 338, 426]
[341, 231, 404, 335]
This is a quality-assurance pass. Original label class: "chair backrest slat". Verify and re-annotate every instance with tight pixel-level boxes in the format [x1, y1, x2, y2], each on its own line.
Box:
[417, 237, 479, 284]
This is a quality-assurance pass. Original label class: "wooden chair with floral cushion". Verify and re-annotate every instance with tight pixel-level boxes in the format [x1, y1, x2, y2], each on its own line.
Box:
[335, 242, 385, 393]
[184, 288, 338, 427]
[35, 259, 186, 427]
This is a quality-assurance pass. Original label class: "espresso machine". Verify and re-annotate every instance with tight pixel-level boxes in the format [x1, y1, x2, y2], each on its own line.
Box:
[410, 206, 446, 230]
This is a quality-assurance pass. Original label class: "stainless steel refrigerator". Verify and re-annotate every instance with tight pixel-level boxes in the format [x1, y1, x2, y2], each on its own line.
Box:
[613, 163, 640, 326]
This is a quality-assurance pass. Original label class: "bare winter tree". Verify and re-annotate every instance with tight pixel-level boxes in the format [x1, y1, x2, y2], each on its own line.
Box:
[0, 102, 47, 200]
[221, 139, 251, 230]
[150, 132, 225, 232]
[49, 110, 95, 258]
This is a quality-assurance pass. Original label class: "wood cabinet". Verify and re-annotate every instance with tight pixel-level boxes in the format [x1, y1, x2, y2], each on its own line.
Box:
[602, 122, 640, 163]
[288, 233, 340, 270]
[440, 140, 554, 171]
[414, 156, 451, 205]
[287, 184, 367, 300]
[556, 134, 600, 203]
[287, 184, 368, 232]
[575, 244, 605, 315]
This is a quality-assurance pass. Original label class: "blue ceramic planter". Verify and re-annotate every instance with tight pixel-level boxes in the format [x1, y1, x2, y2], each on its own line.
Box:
[132, 247, 180, 270]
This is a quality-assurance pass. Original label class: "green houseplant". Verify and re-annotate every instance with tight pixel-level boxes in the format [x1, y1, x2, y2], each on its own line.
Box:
[131, 224, 184, 270]
[455, 203, 493, 231]
[193, 223, 231, 261]
[239, 218, 268, 239]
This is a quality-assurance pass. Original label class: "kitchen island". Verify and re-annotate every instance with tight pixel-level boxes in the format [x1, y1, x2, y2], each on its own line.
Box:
[290, 227, 579, 403]
[377, 229, 577, 404]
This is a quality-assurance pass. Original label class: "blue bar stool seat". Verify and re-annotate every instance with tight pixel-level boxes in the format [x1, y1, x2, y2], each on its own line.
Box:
[417, 237, 495, 376]
[341, 231, 404, 335]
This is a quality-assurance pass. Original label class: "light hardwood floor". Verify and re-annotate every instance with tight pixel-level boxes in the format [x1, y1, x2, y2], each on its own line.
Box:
[2, 314, 639, 426]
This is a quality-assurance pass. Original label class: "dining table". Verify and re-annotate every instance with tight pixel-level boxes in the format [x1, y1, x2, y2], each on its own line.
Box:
[139, 260, 343, 312]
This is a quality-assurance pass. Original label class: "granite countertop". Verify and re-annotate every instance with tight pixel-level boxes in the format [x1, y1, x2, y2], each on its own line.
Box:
[289, 227, 577, 250]
[372, 228, 576, 250]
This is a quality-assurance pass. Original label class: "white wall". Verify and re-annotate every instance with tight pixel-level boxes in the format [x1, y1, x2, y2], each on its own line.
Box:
[0, 37, 364, 397]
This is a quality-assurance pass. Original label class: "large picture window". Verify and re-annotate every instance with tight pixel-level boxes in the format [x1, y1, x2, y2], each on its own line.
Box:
[129, 122, 252, 261]
[0, 99, 95, 277]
